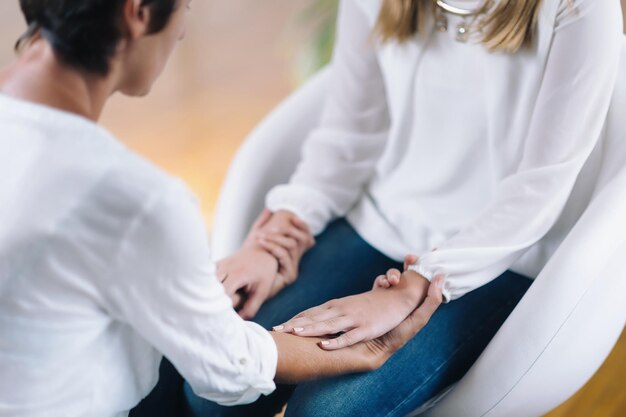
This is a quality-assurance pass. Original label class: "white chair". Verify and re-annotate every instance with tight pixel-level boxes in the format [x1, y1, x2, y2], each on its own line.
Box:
[211, 39, 626, 417]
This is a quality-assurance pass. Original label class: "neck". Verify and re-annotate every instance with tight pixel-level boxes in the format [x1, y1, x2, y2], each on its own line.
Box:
[0, 39, 119, 121]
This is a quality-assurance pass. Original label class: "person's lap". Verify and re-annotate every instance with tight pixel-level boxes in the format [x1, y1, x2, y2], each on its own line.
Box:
[132, 218, 532, 417]
[283, 266, 531, 417]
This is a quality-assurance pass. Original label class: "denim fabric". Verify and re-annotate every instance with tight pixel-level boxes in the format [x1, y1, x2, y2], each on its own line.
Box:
[132, 218, 532, 417]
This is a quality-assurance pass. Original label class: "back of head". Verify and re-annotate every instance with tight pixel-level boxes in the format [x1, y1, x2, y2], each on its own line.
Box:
[16, 0, 178, 75]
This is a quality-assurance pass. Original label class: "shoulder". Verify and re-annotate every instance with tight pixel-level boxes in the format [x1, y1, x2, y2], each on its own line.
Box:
[73, 139, 201, 261]
[98, 146, 196, 217]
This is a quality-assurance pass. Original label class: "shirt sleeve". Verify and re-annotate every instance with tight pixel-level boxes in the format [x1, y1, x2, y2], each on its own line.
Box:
[265, 0, 390, 235]
[102, 180, 277, 406]
[410, 0, 623, 302]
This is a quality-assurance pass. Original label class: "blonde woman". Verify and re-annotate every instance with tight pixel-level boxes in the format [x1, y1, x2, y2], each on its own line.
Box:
[0, 0, 446, 416]
[182, 0, 623, 416]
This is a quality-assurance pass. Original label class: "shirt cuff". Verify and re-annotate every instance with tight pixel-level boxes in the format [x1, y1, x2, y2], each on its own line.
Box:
[237, 321, 278, 404]
[210, 321, 277, 406]
[244, 321, 278, 383]
[407, 263, 452, 303]
[266, 185, 333, 236]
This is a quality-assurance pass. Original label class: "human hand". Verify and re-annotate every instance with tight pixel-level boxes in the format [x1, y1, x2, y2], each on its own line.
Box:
[274, 270, 437, 350]
[255, 235, 304, 299]
[372, 254, 418, 290]
[356, 276, 444, 369]
[269, 276, 444, 384]
[218, 209, 315, 319]
[250, 210, 315, 284]
[217, 246, 278, 319]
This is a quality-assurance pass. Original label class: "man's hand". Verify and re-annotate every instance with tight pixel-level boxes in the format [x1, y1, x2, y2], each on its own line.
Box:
[274, 269, 441, 350]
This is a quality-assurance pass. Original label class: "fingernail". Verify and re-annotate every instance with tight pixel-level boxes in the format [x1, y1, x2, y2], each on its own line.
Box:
[320, 340, 330, 346]
[273, 325, 284, 331]
[437, 278, 445, 289]
[294, 327, 304, 332]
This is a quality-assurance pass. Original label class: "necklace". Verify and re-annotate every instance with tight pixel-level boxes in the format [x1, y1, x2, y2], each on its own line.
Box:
[433, 0, 491, 43]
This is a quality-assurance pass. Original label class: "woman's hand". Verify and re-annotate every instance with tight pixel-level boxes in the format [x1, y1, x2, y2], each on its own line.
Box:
[372, 254, 418, 290]
[218, 210, 315, 319]
[274, 269, 438, 350]
[357, 275, 444, 369]
[270, 276, 444, 384]
[216, 209, 278, 318]
[255, 234, 302, 299]
[218, 247, 279, 319]
[252, 210, 315, 284]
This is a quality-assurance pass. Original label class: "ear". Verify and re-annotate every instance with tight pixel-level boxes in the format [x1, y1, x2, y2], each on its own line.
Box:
[122, 0, 152, 40]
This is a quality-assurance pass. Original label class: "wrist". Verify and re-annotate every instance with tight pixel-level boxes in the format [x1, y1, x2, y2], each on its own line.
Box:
[269, 210, 297, 226]
[353, 339, 389, 372]
[274, 209, 296, 217]
[342, 339, 391, 373]
[392, 270, 429, 309]
[250, 246, 279, 271]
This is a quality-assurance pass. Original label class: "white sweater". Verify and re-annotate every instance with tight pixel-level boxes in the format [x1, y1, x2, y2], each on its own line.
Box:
[267, 0, 623, 301]
[0, 94, 276, 416]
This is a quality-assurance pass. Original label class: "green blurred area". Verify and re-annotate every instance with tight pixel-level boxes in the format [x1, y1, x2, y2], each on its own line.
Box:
[295, 0, 338, 80]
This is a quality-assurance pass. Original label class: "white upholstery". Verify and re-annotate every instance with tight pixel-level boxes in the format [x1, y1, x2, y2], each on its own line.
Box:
[211, 41, 626, 416]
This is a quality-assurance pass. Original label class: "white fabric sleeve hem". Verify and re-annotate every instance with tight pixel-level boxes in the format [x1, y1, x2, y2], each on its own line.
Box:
[266, 185, 334, 235]
[205, 321, 278, 406]
[407, 263, 452, 303]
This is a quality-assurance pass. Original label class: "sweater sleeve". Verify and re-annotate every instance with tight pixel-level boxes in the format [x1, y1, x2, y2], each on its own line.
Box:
[410, 0, 623, 302]
[265, 0, 390, 235]
[103, 181, 277, 406]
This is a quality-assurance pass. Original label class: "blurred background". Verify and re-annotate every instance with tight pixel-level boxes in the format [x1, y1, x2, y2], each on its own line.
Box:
[0, 1, 624, 416]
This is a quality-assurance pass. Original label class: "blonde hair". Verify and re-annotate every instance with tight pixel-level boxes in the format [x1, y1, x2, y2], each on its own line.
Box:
[375, 0, 543, 53]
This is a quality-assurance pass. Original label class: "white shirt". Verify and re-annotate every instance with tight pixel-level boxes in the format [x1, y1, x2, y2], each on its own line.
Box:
[0, 94, 277, 416]
[266, 0, 623, 301]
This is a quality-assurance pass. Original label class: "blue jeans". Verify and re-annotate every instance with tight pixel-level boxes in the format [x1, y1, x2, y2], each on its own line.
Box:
[181, 219, 533, 417]
[132, 218, 532, 417]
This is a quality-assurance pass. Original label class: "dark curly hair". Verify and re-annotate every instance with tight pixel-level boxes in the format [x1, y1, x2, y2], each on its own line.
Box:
[16, 0, 178, 75]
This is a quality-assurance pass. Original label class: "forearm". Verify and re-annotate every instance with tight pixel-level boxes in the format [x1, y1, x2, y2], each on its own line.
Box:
[271, 331, 380, 384]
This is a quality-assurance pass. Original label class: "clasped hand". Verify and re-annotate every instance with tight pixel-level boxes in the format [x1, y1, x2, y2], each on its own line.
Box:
[217, 209, 315, 319]
[275, 255, 445, 350]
